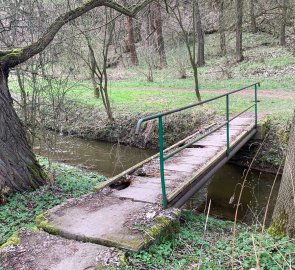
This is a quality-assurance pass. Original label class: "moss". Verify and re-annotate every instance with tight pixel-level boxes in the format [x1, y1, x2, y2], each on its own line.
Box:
[0, 48, 23, 62]
[268, 211, 288, 238]
[118, 254, 128, 266]
[143, 212, 181, 245]
[83, 234, 143, 251]
[7, 48, 23, 56]
[94, 182, 104, 192]
[28, 163, 47, 181]
[0, 231, 21, 249]
[35, 213, 59, 235]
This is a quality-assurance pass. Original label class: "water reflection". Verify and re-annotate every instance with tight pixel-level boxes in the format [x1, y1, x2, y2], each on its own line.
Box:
[190, 164, 280, 225]
[33, 133, 156, 177]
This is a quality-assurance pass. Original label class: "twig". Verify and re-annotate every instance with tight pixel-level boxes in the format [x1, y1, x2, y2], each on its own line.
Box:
[231, 132, 269, 269]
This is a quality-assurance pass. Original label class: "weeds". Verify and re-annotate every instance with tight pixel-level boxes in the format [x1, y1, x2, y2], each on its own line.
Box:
[118, 212, 294, 269]
[0, 157, 105, 246]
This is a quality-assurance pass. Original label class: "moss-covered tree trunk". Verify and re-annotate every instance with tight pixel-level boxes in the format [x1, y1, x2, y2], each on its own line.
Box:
[0, 67, 46, 193]
[270, 110, 295, 238]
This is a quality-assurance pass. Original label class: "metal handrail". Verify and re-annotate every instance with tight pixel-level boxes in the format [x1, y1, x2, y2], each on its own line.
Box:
[135, 82, 260, 208]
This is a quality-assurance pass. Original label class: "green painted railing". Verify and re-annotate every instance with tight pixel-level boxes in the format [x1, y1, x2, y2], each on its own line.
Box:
[135, 83, 260, 208]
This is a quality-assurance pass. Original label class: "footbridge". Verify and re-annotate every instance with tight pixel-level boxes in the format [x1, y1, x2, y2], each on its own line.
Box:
[3, 83, 262, 269]
[106, 82, 260, 209]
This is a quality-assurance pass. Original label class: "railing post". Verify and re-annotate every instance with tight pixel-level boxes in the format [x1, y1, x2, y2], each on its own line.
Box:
[158, 116, 167, 208]
[254, 84, 258, 127]
[226, 94, 230, 156]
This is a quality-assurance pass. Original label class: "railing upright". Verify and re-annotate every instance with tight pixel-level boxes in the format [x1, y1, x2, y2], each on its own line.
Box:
[158, 116, 167, 208]
[254, 83, 258, 127]
[226, 94, 230, 156]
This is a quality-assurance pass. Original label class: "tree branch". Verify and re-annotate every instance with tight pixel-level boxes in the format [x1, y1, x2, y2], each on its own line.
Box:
[0, 0, 154, 68]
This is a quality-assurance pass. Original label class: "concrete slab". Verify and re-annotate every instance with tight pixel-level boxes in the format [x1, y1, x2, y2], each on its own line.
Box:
[111, 184, 162, 203]
[36, 192, 181, 252]
[0, 229, 121, 270]
[180, 147, 221, 157]
[37, 193, 147, 251]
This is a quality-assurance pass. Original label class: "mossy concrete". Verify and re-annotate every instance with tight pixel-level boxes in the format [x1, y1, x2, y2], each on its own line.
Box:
[0, 231, 21, 250]
[143, 209, 181, 245]
[254, 115, 270, 140]
[35, 212, 60, 235]
[36, 191, 181, 251]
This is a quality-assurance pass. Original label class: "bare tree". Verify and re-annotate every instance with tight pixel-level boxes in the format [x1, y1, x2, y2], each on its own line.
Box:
[153, 0, 167, 68]
[235, 0, 244, 62]
[250, 0, 257, 33]
[0, 0, 154, 193]
[195, 0, 205, 67]
[86, 8, 115, 122]
[218, 0, 227, 56]
[280, 0, 288, 46]
[168, 0, 202, 101]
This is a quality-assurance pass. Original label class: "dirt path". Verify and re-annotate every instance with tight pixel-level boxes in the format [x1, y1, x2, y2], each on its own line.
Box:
[115, 86, 295, 99]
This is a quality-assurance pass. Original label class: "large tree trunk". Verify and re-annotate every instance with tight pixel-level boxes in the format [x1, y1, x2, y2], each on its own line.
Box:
[195, 0, 205, 67]
[0, 67, 46, 193]
[270, 110, 295, 238]
[153, 1, 167, 68]
[235, 0, 244, 62]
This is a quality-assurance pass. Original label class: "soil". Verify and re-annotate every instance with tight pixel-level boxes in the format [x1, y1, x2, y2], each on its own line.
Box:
[118, 87, 295, 99]
[0, 229, 122, 270]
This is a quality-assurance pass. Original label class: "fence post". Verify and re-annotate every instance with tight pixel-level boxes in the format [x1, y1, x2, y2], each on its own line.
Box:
[226, 94, 230, 156]
[254, 84, 258, 127]
[158, 116, 167, 208]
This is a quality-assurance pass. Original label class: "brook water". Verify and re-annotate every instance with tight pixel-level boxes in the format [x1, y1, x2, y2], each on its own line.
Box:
[34, 133, 280, 223]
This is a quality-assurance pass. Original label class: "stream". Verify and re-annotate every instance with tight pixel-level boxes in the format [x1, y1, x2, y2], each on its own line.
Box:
[34, 133, 280, 223]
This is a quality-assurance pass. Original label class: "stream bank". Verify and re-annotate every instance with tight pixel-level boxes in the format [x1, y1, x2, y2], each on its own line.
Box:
[31, 101, 288, 173]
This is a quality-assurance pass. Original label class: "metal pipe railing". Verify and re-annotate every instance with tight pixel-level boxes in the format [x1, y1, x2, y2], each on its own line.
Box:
[135, 83, 260, 208]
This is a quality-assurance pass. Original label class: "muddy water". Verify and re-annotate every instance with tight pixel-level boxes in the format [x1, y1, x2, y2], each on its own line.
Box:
[189, 164, 280, 224]
[34, 133, 280, 223]
[34, 133, 156, 177]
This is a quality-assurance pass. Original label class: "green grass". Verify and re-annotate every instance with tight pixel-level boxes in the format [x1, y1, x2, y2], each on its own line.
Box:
[62, 83, 294, 120]
[10, 77, 295, 121]
[120, 212, 295, 270]
[0, 157, 105, 246]
[8, 31, 295, 122]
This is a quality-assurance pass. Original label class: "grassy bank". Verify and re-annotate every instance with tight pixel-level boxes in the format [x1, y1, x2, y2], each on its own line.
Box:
[0, 158, 105, 246]
[118, 212, 295, 270]
[1, 161, 294, 269]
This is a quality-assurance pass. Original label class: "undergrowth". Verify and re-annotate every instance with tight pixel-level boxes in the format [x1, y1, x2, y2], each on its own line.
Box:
[120, 212, 295, 270]
[0, 158, 105, 246]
